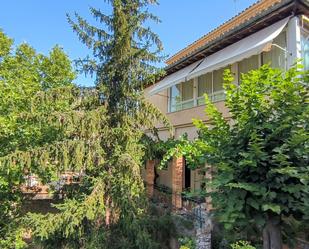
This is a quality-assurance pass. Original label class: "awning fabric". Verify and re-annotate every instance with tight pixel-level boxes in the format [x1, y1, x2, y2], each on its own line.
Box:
[148, 60, 201, 95]
[188, 17, 290, 79]
[149, 17, 290, 96]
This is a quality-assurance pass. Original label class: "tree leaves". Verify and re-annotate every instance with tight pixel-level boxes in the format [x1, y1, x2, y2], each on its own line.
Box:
[21, 1, 169, 248]
[0, 31, 78, 248]
[163, 65, 309, 242]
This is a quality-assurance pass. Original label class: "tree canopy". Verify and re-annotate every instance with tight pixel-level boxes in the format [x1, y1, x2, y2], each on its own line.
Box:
[0, 29, 77, 248]
[0, 0, 170, 248]
[162, 65, 309, 249]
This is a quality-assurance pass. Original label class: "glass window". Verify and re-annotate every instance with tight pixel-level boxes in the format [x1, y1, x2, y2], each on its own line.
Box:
[238, 55, 259, 82]
[301, 29, 309, 71]
[213, 66, 230, 102]
[197, 73, 212, 105]
[168, 65, 230, 112]
[198, 73, 212, 96]
[169, 80, 194, 112]
[213, 66, 229, 92]
[182, 79, 194, 101]
[262, 31, 287, 69]
[170, 84, 181, 112]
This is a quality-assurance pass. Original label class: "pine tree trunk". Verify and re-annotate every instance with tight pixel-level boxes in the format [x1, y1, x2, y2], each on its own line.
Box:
[105, 196, 111, 226]
[263, 216, 282, 249]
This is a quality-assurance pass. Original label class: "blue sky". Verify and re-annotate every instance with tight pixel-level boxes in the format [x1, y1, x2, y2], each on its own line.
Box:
[1, 0, 257, 86]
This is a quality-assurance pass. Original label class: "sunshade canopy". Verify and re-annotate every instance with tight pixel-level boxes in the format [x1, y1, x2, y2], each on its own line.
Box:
[149, 17, 290, 96]
[148, 60, 201, 95]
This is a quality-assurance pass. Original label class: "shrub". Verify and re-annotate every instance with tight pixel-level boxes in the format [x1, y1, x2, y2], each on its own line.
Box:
[231, 241, 256, 249]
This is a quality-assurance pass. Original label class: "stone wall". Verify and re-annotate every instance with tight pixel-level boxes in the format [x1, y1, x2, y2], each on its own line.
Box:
[193, 204, 212, 249]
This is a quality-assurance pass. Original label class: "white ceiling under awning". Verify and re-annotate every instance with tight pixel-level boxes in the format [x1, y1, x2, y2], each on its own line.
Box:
[148, 16, 290, 96]
[148, 60, 201, 95]
[188, 17, 290, 79]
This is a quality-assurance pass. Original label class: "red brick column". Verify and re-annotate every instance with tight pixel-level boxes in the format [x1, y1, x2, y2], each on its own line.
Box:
[146, 160, 155, 198]
[172, 157, 184, 209]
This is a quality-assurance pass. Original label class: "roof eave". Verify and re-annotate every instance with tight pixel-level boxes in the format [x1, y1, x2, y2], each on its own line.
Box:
[165, 0, 307, 74]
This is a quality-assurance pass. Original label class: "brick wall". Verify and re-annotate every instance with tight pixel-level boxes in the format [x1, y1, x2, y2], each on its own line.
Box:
[172, 157, 184, 209]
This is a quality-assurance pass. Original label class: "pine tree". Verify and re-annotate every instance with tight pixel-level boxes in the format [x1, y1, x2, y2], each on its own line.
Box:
[21, 1, 169, 248]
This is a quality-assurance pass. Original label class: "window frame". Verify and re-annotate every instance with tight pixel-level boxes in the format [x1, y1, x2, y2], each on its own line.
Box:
[166, 26, 288, 113]
[301, 26, 309, 71]
[197, 66, 230, 106]
[169, 80, 194, 113]
[237, 54, 261, 83]
[261, 30, 287, 70]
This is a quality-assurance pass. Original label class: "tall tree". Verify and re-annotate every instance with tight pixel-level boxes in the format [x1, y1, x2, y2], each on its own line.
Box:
[66, 0, 167, 221]
[162, 65, 309, 249]
[22, 1, 169, 248]
[68, 0, 164, 124]
[0, 30, 76, 249]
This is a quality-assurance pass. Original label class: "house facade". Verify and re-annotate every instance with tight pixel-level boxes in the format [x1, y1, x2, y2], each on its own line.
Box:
[143, 0, 309, 210]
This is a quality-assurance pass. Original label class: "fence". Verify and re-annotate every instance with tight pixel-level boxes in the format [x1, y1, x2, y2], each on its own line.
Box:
[150, 183, 207, 229]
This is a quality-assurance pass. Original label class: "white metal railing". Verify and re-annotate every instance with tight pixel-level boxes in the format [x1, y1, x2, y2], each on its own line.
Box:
[169, 91, 226, 113]
[170, 99, 194, 112]
[197, 90, 226, 106]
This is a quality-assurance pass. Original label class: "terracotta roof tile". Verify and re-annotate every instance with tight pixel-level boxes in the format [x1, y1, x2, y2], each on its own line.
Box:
[166, 0, 283, 65]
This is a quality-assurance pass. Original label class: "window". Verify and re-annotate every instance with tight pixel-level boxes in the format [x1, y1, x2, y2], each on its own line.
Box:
[170, 84, 181, 112]
[196, 66, 230, 105]
[166, 30, 290, 113]
[197, 73, 212, 105]
[169, 80, 194, 112]
[238, 55, 259, 82]
[213, 66, 230, 102]
[301, 29, 309, 71]
[262, 31, 287, 69]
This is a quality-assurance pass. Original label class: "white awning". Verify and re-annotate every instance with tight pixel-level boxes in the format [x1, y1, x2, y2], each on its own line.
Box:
[148, 60, 201, 95]
[148, 17, 290, 96]
[188, 17, 290, 79]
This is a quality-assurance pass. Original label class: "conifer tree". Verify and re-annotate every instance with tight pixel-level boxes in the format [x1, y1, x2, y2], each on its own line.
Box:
[21, 1, 169, 248]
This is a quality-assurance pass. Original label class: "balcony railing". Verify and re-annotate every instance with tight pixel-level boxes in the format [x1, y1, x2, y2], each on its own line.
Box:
[170, 98, 195, 112]
[197, 90, 226, 106]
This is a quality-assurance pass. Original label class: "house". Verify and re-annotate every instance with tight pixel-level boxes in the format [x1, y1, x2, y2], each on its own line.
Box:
[143, 0, 309, 210]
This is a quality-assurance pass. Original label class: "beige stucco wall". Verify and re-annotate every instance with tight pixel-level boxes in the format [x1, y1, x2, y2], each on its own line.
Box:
[144, 83, 232, 192]
[155, 162, 173, 189]
[143, 16, 306, 194]
[144, 76, 233, 191]
[145, 83, 231, 139]
[191, 169, 204, 191]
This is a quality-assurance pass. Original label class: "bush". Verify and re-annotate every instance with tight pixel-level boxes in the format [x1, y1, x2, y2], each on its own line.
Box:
[179, 236, 196, 249]
[231, 241, 256, 249]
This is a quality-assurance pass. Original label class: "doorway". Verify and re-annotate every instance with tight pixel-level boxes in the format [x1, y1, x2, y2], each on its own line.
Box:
[184, 159, 191, 190]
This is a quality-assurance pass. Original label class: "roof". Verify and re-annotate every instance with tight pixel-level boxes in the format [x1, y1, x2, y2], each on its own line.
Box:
[165, 0, 309, 74]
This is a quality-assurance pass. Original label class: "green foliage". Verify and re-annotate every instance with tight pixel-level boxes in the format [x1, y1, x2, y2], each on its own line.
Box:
[231, 241, 256, 249]
[28, 211, 176, 249]
[0, 29, 76, 248]
[13, 0, 170, 248]
[1, 1, 168, 248]
[163, 65, 309, 243]
[179, 236, 196, 249]
[39, 45, 76, 89]
[142, 134, 184, 164]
